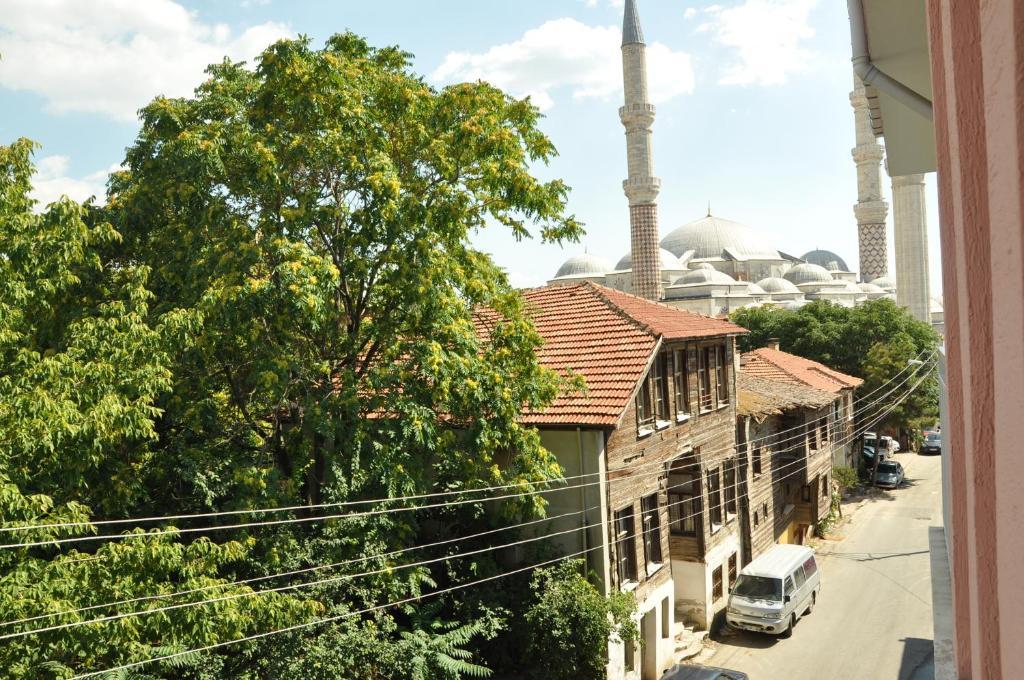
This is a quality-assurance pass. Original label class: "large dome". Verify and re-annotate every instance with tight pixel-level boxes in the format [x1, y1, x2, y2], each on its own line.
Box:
[870, 275, 897, 292]
[615, 248, 684, 272]
[756, 276, 801, 294]
[801, 249, 850, 272]
[857, 282, 885, 293]
[674, 268, 737, 285]
[784, 263, 834, 285]
[661, 215, 782, 261]
[553, 253, 612, 278]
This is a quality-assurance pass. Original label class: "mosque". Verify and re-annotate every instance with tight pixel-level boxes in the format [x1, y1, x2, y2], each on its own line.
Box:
[547, 0, 942, 330]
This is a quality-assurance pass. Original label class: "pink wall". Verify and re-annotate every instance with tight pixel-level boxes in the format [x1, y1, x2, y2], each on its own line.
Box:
[927, 1, 1024, 677]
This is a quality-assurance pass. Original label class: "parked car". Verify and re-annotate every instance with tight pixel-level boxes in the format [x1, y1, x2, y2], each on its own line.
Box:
[726, 544, 820, 638]
[662, 664, 748, 680]
[863, 432, 894, 456]
[861, 445, 889, 468]
[882, 435, 900, 453]
[922, 432, 942, 455]
[873, 460, 905, 488]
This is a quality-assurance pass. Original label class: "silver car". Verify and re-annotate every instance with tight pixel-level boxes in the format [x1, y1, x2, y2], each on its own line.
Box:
[873, 460, 905, 488]
[663, 664, 749, 680]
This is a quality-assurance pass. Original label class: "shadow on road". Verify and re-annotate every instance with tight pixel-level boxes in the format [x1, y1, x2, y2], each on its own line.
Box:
[898, 637, 934, 680]
[711, 626, 779, 650]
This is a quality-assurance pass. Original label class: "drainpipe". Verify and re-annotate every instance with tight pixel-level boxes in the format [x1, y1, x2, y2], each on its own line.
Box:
[576, 427, 589, 558]
[847, 0, 933, 120]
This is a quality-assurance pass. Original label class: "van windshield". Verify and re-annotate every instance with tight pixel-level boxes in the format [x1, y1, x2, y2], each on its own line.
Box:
[731, 574, 782, 601]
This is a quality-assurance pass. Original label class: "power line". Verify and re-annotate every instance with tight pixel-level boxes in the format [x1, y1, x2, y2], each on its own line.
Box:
[6, 369, 931, 641]
[0, 352, 934, 550]
[0, 347, 932, 536]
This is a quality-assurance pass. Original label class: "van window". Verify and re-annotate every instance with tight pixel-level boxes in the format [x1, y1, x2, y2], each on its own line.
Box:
[784, 576, 795, 598]
[732, 574, 782, 602]
[803, 556, 818, 577]
[793, 565, 807, 589]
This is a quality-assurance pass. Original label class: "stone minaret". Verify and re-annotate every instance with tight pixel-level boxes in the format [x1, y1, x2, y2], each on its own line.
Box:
[849, 74, 889, 282]
[620, 0, 662, 300]
[892, 173, 931, 322]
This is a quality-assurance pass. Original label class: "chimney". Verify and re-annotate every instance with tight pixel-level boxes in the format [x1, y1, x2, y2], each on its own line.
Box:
[767, 338, 781, 351]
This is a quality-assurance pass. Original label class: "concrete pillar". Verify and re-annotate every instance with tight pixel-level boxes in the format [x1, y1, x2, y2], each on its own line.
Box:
[891, 173, 931, 322]
[620, 0, 661, 301]
[850, 73, 889, 282]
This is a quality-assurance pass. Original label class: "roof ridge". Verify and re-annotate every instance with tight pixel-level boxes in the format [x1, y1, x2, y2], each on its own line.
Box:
[581, 281, 660, 339]
[748, 348, 816, 388]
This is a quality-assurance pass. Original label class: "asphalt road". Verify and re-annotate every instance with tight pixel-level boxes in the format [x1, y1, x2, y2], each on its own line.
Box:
[704, 452, 942, 680]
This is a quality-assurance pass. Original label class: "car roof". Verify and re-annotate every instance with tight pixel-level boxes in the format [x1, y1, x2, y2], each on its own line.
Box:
[739, 544, 813, 579]
[662, 665, 748, 680]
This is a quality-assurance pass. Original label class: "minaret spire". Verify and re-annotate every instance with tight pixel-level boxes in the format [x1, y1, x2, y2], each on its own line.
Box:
[850, 73, 889, 282]
[620, 0, 662, 300]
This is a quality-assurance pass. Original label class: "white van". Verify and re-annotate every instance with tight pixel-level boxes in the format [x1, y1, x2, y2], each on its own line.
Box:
[725, 544, 820, 638]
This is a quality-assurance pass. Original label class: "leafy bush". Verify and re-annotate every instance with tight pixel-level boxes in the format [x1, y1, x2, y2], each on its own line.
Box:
[523, 561, 637, 680]
[833, 466, 859, 495]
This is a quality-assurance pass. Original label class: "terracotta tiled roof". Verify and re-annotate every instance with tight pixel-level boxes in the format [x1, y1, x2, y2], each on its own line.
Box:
[483, 282, 746, 427]
[736, 372, 836, 418]
[740, 347, 863, 394]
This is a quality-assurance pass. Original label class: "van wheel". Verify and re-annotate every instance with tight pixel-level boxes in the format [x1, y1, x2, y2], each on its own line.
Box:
[805, 591, 816, 615]
[781, 614, 796, 638]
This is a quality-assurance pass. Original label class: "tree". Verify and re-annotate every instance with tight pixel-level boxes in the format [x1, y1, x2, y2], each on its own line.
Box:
[523, 561, 637, 680]
[731, 299, 940, 438]
[0, 139, 316, 678]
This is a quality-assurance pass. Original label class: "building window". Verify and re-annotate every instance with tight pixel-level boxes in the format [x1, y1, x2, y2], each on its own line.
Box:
[698, 347, 713, 412]
[673, 348, 690, 417]
[728, 553, 738, 591]
[708, 468, 723, 530]
[801, 485, 811, 503]
[624, 638, 635, 671]
[753, 510, 760, 527]
[821, 474, 829, 498]
[752, 445, 762, 476]
[668, 461, 700, 536]
[724, 460, 737, 519]
[614, 506, 638, 585]
[715, 344, 729, 405]
[712, 565, 724, 601]
[763, 501, 769, 519]
[808, 418, 819, 450]
[641, 494, 663, 569]
[637, 354, 670, 431]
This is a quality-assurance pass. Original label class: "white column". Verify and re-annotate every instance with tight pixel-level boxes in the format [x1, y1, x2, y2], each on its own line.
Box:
[850, 73, 889, 282]
[892, 173, 932, 322]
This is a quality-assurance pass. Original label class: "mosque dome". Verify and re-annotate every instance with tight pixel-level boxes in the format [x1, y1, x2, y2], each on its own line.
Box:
[756, 276, 801, 294]
[869, 275, 897, 291]
[660, 215, 782, 261]
[857, 282, 885, 294]
[615, 248, 683, 272]
[841, 281, 865, 294]
[673, 268, 737, 285]
[746, 283, 768, 295]
[554, 253, 612, 278]
[800, 249, 850, 272]
[783, 263, 835, 285]
[693, 262, 716, 271]
[784, 299, 810, 311]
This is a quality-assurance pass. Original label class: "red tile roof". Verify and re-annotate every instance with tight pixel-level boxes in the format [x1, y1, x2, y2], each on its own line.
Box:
[740, 347, 863, 394]
[491, 282, 746, 427]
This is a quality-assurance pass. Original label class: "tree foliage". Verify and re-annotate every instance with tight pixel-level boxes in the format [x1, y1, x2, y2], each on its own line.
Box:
[3, 30, 593, 678]
[731, 300, 940, 433]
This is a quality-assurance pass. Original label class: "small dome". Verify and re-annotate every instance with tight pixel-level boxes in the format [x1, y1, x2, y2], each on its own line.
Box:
[800, 249, 850, 272]
[674, 268, 737, 285]
[784, 263, 834, 285]
[857, 282, 885, 293]
[756, 276, 801, 294]
[784, 299, 810, 311]
[661, 215, 782, 261]
[554, 253, 612, 278]
[615, 248, 683, 272]
[746, 283, 768, 295]
[694, 262, 716, 271]
[869, 275, 897, 291]
[841, 281, 864, 294]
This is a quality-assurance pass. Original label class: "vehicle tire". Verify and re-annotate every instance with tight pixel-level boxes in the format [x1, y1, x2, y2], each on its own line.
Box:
[781, 614, 796, 638]
[805, 591, 816, 615]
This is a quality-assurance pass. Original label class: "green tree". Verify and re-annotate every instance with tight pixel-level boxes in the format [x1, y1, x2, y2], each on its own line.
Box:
[731, 299, 940, 435]
[523, 561, 637, 680]
[0, 139, 317, 679]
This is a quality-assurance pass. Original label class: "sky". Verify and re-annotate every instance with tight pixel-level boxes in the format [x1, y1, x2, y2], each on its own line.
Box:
[0, 0, 943, 294]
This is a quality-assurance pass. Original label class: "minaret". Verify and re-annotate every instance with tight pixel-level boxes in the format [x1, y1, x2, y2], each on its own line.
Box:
[620, 0, 662, 301]
[849, 73, 889, 282]
[892, 173, 932, 322]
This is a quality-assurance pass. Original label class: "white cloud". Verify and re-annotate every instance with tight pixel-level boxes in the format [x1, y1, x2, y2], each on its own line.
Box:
[684, 8, 698, 19]
[431, 18, 694, 111]
[0, 0, 291, 122]
[704, 0, 817, 86]
[29, 155, 118, 207]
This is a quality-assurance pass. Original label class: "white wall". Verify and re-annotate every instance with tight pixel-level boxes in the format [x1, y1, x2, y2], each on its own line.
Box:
[608, 577, 677, 680]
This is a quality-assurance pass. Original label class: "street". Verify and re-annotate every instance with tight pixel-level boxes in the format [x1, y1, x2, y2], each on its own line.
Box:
[705, 452, 942, 680]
